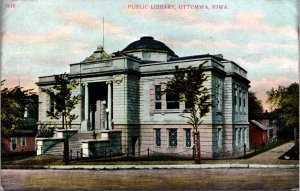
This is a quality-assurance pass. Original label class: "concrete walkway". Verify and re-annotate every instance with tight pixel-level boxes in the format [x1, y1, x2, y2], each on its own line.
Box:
[243, 141, 296, 164]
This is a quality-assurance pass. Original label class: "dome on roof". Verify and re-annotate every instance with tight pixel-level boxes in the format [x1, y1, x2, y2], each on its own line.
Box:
[122, 36, 177, 57]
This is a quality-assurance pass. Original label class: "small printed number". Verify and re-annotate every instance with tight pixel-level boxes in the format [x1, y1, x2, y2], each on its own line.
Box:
[5, 4, 16, 8]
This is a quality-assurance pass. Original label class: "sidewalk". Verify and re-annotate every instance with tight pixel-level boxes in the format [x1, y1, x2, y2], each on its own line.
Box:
[2, 142, 298, 169]
[244, 141, 296, 164]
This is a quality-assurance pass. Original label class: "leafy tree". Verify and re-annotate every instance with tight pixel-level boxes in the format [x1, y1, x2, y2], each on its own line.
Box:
[248, 91, 264, 120]
[1, 80, 38, 137]
[41, 73, 80, 165]
[267, 82, 299, 140]
[164, 63, 211, 164]
[41, 73, 80, 130]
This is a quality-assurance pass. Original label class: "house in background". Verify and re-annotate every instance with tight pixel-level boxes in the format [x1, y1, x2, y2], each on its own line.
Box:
[1, 129, 37, 156]
[36, 36, 250, 159]
[258, 110, 278, 141]
[249, 120, 270, 148]
[1, 95, 38, 156]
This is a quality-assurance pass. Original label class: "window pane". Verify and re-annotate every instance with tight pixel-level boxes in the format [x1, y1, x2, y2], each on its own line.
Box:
[21, 137, 26, 146]
[185, 100, 193, 109]
[155, 85, 161, 109]
[185, 129, 191, 147]
[168, 129, 177, 147]
[11, 138, 17, 151]
[166, 92, 179, 109]
[155, 85, 161, 101]
[155, 129, 161, 147]
[155, 102, 161, 109]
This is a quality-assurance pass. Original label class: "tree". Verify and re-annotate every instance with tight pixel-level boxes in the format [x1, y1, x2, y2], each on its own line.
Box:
[41, 73, 80, 164]
[164, 63, 211, 163]
[41, 73, 80, 130]
[267, 82, 299, 140]
[248, 91, 264, 120]
[1, 80, 38, 137]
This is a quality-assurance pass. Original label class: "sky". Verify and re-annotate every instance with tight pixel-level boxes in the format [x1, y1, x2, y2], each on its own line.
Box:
[1, 0, 299, 110]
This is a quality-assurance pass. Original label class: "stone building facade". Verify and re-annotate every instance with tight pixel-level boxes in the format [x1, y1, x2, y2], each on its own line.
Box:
[37, 36, 250, 158]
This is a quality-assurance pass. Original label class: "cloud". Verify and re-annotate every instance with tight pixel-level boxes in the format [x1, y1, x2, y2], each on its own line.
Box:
[2, 27, 72, 43]
[161, 37, 240, 54]
[245, 42, 297, 51]
[127, 8, 297, 39]
[61, 11, 132, 40]
[233, 55, 297, 72]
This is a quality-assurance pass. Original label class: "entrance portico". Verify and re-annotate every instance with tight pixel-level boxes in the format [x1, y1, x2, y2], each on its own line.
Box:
[81, 81, 113, 132]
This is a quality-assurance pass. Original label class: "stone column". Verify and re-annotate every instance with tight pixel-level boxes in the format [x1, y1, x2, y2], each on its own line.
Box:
[106, 81, 112, 130]
[81, 83, 90, 131]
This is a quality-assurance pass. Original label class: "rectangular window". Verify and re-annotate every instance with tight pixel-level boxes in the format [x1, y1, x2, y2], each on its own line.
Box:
[168, 129, 177, 147]
[185, 129, 191, 147]
[185, 101, 193, 109]
[11, 138, 17, 151]
[155, 85, 161, 109]
[216, 84, 219, 108]
[239, 90, 242, 112]
[49, 96, 54, 113]
[154, 129, 161, 147]
[20, 137, 26, 147]
[243, 92, 246, 113]
[166, 92, 179, 109]
[234, 88, 238, 112]
[216, 84, 222, 111]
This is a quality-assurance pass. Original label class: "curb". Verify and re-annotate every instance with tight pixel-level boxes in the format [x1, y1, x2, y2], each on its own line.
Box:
[2, 164, 299, 170]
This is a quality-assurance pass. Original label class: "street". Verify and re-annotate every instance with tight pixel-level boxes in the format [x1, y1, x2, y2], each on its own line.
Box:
[1, 168, 299, 190]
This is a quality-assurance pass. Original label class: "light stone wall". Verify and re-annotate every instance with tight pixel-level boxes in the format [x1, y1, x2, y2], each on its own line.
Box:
[37, 54, 249, 158]
[139, 124, 213, 158]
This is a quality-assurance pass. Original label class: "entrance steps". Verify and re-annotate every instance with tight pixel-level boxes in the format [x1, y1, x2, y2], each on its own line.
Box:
[44, 132, 93, 157]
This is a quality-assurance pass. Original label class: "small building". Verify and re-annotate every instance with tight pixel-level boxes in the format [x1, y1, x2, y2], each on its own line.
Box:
[258, 111, 278, 141]
[36, 36, 250, 158]
[1, 129, 37, 156]
[249, 120, 269, 148]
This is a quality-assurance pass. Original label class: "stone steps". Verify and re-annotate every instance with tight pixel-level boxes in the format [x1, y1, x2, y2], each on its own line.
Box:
[44, 132, 93, 157]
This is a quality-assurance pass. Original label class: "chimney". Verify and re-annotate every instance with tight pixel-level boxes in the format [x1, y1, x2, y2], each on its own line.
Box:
[213, 54, 223, 59]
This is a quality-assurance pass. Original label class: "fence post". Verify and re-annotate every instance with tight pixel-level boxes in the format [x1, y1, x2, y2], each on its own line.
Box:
[70, 150, 72, 160]
[192, 146, 195, 159]
[104, 150, 106, 161]
[243, 144, 246, 159]
[80, 148, 83, 158]
[77, 150, 79, 160]
[147, 147, 150, 160]
[109, 148, 112, 160]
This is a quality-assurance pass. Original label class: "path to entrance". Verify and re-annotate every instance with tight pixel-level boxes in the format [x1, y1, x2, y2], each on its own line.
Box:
[244, 141, 296, 164]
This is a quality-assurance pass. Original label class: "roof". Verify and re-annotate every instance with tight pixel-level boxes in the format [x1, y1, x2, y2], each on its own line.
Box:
[2, 129, 37, 138]
[122, 36, 178, 57]
[250, 120, 270, 131]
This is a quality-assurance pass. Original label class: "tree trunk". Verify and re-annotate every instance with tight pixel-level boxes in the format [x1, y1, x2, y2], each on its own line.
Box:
[194, 131, 201, 164]
[63, 139, 69, 165]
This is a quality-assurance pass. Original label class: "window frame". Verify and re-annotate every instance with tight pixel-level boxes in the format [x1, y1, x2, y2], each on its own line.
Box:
[11, 137, 17, 151]
[184, 129, 192, 148]
[20, 137, 26, 147]
[154, 128, 161, 147]
[166, 91, 179, 109]
[154, 85, 162, 109]
[168, 128, 178, 147]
